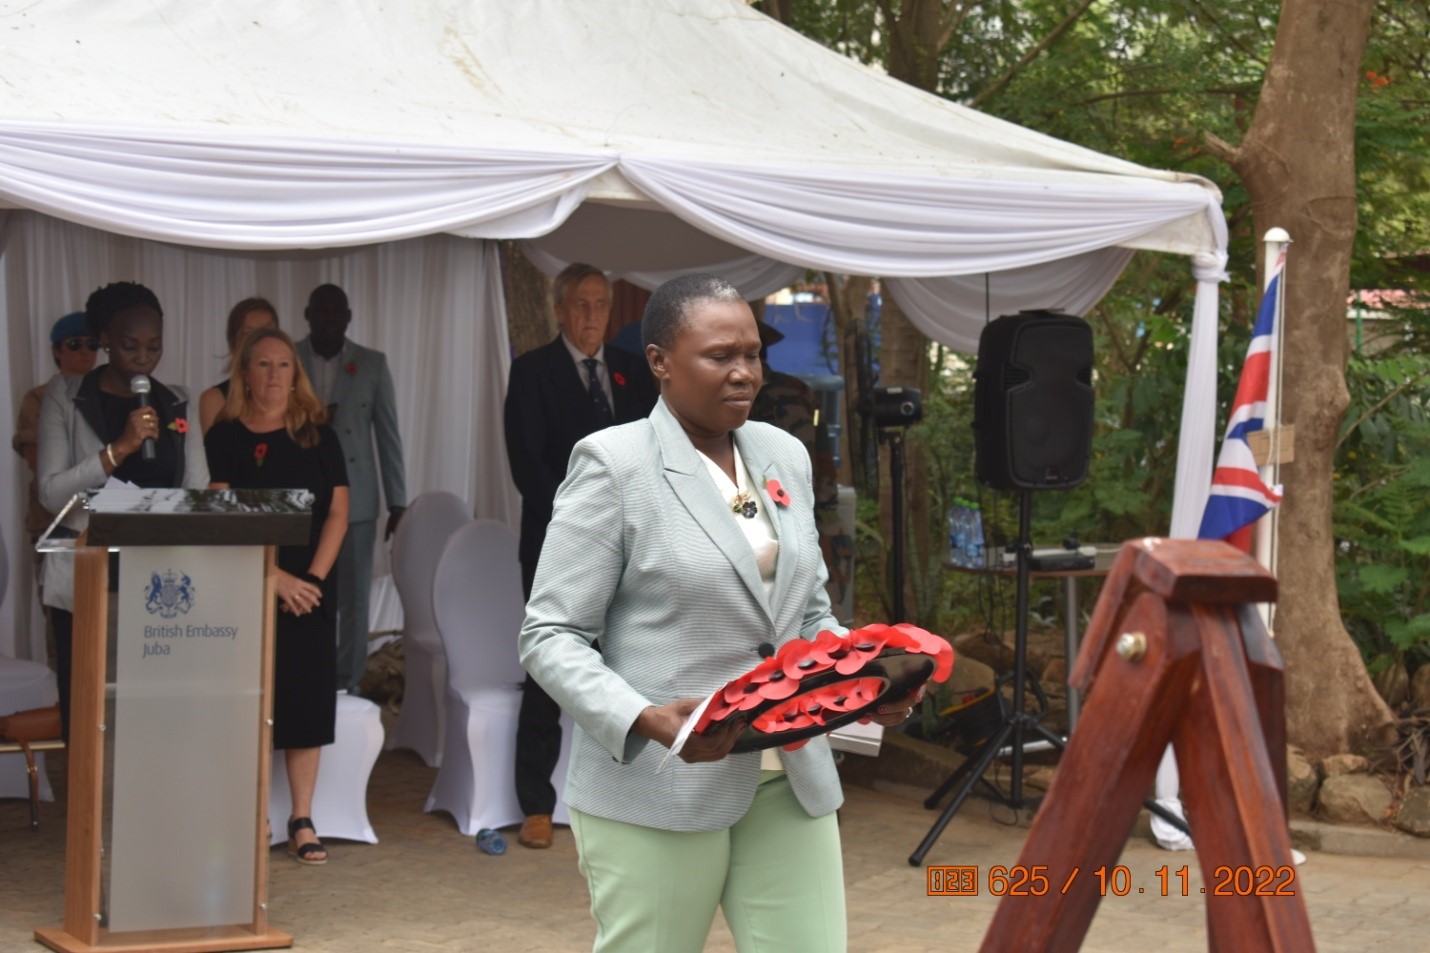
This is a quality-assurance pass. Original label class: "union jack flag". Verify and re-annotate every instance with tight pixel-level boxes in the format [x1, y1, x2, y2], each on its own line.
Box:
[1197, 253, 1286, 551]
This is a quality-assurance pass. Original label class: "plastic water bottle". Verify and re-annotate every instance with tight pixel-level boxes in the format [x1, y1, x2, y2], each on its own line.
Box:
[948, 501, 967, 567]
[476, 828, 507, 855]
[965, 502, 985, 568]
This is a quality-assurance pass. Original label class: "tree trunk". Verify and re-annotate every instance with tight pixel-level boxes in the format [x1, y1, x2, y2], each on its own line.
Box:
[500, 242, 557, 357]
[1209, 0, 1394, 758]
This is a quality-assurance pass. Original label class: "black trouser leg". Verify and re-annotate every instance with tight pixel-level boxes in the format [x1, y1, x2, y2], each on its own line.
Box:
[515, 558, 563, 816]
[51, 608, 73, 742]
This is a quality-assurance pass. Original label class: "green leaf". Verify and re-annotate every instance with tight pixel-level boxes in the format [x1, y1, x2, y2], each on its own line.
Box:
[1356, 563, 1410, 594]
[1386, 614, 1430, 653]
[1399, 536, 1430, 556]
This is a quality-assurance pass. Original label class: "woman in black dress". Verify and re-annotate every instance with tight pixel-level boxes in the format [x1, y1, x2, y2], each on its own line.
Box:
[204, 327, 349, 865]
[197, 297, 279, 434]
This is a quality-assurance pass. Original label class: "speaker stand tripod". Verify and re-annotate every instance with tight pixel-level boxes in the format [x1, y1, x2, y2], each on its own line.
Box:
[908, 491, 1189, 866]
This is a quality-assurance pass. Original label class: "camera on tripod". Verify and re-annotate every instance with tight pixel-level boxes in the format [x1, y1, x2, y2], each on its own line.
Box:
[869, 386, 922, 429]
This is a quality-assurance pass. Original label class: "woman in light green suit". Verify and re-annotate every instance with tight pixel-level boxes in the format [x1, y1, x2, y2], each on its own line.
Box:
[518, 274, 919, 953]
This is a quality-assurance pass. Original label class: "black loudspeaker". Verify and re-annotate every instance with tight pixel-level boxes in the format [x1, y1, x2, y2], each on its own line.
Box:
[973, 310, 1093, 490]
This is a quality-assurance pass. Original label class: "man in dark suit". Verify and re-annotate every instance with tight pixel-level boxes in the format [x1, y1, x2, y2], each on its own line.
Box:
[503, 263, 657, 849]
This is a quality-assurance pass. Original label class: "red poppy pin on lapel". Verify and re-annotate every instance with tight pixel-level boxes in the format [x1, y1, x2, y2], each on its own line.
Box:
[167, 417, 189, 434]
[613, 371, 627, 387]
[345, 361, 358, 376]
[766, 478, 790, 507]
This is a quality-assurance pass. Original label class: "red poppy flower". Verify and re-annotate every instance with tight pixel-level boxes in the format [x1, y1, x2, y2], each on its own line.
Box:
[751, 676, 885, 733]
[779, 637, 832, 680]
[745, 654, 801, 702]
[765, 478, 791, 507]
[254, 442, 269, 467]
[834, 625, 893, 675]
[612, 371, 627, 387]
[167, 417, 189, 434]
[720, 673, 770, 712]
[804, 628, 850, 668]
[889, 623, 956, 682]
[345, 361, 358, 376]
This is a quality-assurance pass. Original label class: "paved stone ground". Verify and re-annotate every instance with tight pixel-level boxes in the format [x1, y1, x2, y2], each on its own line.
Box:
[2, 748, 1428, 952]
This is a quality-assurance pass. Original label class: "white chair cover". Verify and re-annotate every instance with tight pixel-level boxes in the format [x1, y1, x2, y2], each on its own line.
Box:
[268, 692, 384, 845]
[388, 491, 473, 767]
[0, 655, 58, 802]
[425, 519, 572, 835]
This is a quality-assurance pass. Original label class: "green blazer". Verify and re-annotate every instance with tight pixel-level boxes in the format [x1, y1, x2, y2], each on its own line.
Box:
[518, 397, 845, 832]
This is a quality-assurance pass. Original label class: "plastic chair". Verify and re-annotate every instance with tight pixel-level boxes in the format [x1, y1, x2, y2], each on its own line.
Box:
[268, 692, 385, 845]
[389, 491, 473, 766]
[425, 520, 572, 836]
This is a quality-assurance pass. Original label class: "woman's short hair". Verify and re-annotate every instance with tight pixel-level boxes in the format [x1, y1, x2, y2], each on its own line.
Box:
[641, 273, 744, 351]
[219, 327, 327, 448]
[224, 297, 279, 352]
[84, 282, 163, 338]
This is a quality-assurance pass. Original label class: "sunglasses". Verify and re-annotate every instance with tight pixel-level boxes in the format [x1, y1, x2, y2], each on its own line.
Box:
[60, 337, 101, 352]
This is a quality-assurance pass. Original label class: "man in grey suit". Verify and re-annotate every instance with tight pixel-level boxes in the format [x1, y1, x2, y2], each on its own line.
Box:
[297, 283, 407, 695]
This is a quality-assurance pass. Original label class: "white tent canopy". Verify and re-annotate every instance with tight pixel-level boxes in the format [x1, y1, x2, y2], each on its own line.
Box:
[0, 0, 1226, 658]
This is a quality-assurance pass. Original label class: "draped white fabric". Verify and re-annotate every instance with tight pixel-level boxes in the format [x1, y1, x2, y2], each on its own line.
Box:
[1169, 250, 1231, 540]
[0, 0, 1232, 659]
[0, 212, 518, 659]
[616, 156, 1221, 277]
[0, 123, 610, 250]
[520, 240, 803, 303]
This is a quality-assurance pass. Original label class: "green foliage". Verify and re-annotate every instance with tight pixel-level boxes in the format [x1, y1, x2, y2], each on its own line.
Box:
[1335, 351, 1430, 665]
[775, 2, 1429, 667]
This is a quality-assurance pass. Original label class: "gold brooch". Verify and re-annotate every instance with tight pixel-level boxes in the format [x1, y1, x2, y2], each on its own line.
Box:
[731, 492, 759, 519]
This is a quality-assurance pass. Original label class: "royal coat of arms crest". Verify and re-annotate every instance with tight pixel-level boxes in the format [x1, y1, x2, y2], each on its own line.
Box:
[145, 569, 196, 619]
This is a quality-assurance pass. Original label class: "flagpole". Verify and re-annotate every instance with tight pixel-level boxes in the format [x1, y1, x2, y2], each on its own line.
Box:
[1254, 228, 1291, 631]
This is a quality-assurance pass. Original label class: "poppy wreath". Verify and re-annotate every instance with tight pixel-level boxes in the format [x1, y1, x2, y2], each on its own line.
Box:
[693, 623, 954, 751]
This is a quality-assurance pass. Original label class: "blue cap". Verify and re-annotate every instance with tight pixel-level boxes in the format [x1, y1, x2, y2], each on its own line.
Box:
[50, 312, 89, 345]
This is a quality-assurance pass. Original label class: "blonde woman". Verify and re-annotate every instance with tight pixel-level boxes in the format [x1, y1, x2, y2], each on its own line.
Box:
[204, 327, 349, 865]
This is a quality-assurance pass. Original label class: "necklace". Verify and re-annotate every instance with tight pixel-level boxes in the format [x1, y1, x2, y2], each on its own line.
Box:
[729, 444, 758, 518]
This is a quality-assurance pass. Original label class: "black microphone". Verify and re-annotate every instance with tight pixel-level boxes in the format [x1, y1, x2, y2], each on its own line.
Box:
[131, 375, 156, 462]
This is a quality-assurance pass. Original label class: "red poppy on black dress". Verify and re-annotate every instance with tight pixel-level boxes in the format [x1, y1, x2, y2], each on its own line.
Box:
[254, 442, 269, 467]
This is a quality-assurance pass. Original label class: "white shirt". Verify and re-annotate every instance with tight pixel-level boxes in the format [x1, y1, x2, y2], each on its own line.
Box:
[698, 442, 784, 771]
[561, 335, 614, 411]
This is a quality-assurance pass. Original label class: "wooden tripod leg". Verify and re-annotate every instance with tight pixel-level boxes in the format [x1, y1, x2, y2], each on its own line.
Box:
[1174, 604, 1315, 953]
[977, 592, 1203, 953]
[1238, 604, 1289, 816]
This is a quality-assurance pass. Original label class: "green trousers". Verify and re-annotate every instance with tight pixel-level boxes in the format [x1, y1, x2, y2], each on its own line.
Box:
[569, 771, 847, 953]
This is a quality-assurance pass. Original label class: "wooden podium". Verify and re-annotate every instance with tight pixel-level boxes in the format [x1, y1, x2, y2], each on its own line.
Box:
[35, 489, 311, 953]
[978, 538, 1315, 953]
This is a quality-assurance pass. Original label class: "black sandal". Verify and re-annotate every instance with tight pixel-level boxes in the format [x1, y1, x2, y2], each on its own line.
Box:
[287, 816, 328, 866]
